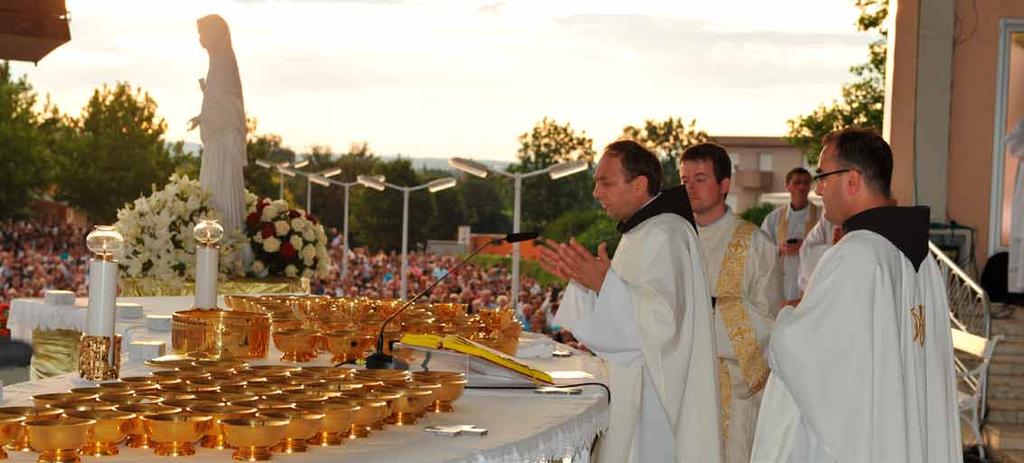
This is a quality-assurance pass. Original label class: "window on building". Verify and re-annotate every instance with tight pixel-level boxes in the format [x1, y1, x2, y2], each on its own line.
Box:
[758, 152, 773, 172]
[992, 27, 1024, 251]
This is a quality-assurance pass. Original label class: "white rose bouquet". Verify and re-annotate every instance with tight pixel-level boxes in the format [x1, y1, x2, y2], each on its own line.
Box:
[114, 173, 248, 282]
[245, 197, 330, 279]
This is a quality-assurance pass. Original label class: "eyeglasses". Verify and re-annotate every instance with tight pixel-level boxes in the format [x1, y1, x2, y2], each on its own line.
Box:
[812, 168, 853, 183]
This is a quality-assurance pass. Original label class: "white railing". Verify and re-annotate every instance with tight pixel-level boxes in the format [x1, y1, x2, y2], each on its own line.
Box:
[930, 241, 991, 338]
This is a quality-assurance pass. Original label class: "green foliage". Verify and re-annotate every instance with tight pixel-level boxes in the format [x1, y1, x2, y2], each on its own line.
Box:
[740, 202, 776, 227]
[0, 64, 54, 218]
[54, 82, 177, 223]
[542, 209, 607, 243]
[621, 117, 709, 188]
[245, 121, 297, 202]
[510, 117, 597, 232]
[350, 157, 438, 251]
[576, 215, 620, 257]
[786, 0, 888, 165]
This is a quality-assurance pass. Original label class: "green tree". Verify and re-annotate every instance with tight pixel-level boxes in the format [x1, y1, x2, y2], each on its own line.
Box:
[740, 202, 776, 227]
[350, 157, 438, 250]
[0, 64, 54, 218]
[786, 0, 888, 164]
[509, 117, 596, 232]
[245, 119, 297, 202]
[424, 168, 469, 240]
[622, 117, 708, 188]
[54, 82, 177, 222]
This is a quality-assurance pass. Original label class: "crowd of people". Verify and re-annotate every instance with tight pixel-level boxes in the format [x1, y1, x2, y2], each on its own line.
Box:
[0, 219, 568, 339]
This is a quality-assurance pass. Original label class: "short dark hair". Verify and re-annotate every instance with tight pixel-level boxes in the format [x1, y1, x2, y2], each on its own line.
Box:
[680, 143, 731, 183]
[822, 128, 893, 198]
[604, 140, 661, 196]
[785, 167, 811, 184]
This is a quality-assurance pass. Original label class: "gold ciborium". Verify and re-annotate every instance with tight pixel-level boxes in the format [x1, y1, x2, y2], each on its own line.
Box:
[0, 414, 24, 460]
[335, 396, 387, 438]
[324, 330, 372, 364]
[220, 417, 290, 462]
[272, 328, 318, 363]
[213, 393, 260, 406]
[64, 410, 134, 457]
[114, 403, 181, 449]
[172, 309, 271, 359]
[32, 393, 98, 408]
[353, 368, 410, 383]
[256, 410, 323, 454]
[296, 401, 359, 446]
[251, 397, 296, 413]
[160, 399, 222, 412]
[24, 417, 95, 463]
[0, 406, 63, 452]
[292, 366, 351, 380]
[374, 387, 419, 425]
[141, 413, 212, 456]
[98, 394, 164, 406]
[242, 384, 285, 398]
[189, 404, 258, 450]
[49, 401, 117, 414]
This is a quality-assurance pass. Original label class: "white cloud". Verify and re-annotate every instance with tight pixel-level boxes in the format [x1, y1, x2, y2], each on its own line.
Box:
[11, 0, 873, 161]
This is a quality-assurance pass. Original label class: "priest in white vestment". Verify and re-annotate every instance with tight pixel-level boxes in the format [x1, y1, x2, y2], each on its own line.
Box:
[540, 140, 722, 463]
[760, 168, 816, 304]
[680, 143, 782, 463]
[796, 212, 835, 294]
[751, 128, 961, 463]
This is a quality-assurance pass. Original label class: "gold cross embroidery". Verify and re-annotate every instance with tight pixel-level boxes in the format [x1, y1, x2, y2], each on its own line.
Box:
[911, 305, 925, 347]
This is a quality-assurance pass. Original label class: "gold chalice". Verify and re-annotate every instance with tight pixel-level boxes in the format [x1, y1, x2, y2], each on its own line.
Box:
[213, 393, 260, 406]
[251, 397, 296, 413]
[141, 413, 212, 456]
[24, 417, 95, 463]
[374, 387, 419, 425]
[33, 393, 98, 408]
[0, 406, 62, 452]
[296, 401, 359, 446]
[153, 390, 197, 401]
[272, 328, 318, 363]
[256, 410, 323, 454]
[96, 382, 135, 392]
[276, 392, 329, 407]
[220, 417, 290, 462]
[0, 414, 24, 459]
[192, 358, 249, 371]
[405, 381, 442, 416]
[67, 387, 106, 396]
[119, 376, 157, 385]
[247, 365, 301, 375]
[189, 404, 258, 449]
[304, 381, 363, 398]
[324, 329, 362, 364]
[160, 399, 222, 411]
[266, 376, 324, 390]
[161, 382, 219, 394]
[114, 403, 181, 449]
[65, 410, 134, 457]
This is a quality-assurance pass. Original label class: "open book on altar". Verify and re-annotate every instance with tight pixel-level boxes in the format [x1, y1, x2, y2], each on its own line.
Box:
[398, 334, 555, 386]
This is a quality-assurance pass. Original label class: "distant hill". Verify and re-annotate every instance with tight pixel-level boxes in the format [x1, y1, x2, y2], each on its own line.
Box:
[168, 141, 512, 173]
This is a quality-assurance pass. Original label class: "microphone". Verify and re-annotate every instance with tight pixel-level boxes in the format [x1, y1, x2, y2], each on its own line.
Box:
[361, 231, 539, 369]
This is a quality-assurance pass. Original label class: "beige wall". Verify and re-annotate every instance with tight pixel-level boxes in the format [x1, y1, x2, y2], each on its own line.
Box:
[889, 0, 1024, 270]
[713, 136, 806, 212]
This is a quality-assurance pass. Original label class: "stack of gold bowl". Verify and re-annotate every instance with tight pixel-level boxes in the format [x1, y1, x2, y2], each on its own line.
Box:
[171, 309, 271, 359]
[7, 361, 467, 461]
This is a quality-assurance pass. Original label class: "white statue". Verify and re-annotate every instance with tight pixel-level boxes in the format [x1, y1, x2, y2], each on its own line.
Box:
[189, 14, 247, 234]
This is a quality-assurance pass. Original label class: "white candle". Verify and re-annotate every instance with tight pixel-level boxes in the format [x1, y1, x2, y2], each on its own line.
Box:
[195, 247, 219, 308]
[86, 259, 118, 337]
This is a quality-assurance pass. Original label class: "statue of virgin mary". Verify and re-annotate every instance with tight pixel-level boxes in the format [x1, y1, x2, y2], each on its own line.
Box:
[189, 14, 247, 234]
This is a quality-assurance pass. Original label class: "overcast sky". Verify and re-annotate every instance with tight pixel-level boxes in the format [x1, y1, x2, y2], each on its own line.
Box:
[11, 0, 873, 161]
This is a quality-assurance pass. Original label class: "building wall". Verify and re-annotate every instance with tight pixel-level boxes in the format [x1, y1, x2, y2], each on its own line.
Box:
[888, 0, 1024, 270]
[713, 136, 806, 212]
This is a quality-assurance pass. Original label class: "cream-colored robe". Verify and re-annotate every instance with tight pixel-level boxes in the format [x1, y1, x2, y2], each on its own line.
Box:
[697, 211, 782, 463]
[761, 204, 814, 301]
[752, 209, 961, 463]
[556, 213, 722, 463]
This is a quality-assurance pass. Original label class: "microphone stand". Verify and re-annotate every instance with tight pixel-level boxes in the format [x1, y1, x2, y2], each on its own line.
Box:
[361, 237, 505, 369]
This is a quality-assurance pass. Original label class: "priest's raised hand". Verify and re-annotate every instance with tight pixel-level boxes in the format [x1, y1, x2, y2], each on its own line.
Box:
[537, 238, 609, 293]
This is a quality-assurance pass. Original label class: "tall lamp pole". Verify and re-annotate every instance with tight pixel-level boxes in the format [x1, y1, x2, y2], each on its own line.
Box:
[357, 175, 457, 300]
[255, 159, 308, 201]
[448, 157, 589, 310]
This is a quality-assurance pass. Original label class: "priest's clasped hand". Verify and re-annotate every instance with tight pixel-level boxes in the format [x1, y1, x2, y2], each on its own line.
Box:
[537, 238, 610, 293]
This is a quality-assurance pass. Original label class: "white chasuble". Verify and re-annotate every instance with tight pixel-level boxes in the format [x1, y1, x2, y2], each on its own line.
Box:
[554, 187, 722, 463]
[752, 206, 962, 463]
[796, 213, 834, 294]
[761, 204, 817, 301]
[697, 211, 782, 463]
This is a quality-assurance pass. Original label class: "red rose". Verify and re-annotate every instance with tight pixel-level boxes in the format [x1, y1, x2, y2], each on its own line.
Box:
[261, 224, 274, 239]
[280, 242, 297, 261]
[256, 199, 268, 213]
[288, 210, 301, 219]
[305, 213, 317, 224]
[245, 212, 259, 228]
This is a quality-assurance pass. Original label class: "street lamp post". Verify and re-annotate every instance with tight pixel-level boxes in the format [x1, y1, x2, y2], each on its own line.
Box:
[358, 175, 457, 300]
[448, 157, 589, 310]
[304, 168, 342, 214]
[319, 174, 384, 280]
[255, 159, 308, 201]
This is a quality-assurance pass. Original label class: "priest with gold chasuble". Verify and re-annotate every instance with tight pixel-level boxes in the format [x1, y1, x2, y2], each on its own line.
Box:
[539, 140, 722, 463]
[679, 143, 783, 463]
[751, 129, 961, 462]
